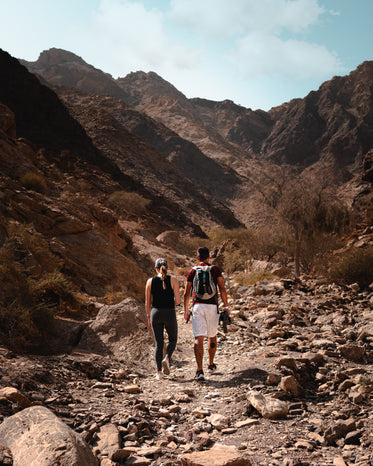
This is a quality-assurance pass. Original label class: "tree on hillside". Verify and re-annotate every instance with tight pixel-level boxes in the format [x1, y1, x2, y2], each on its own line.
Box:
[248, 163, 350, 277]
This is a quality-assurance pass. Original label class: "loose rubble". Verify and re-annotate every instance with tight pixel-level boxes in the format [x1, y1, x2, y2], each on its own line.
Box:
[0, 277, 372, 465]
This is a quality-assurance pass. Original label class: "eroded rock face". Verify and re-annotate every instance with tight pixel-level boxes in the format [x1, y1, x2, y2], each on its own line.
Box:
[0, 406, 98, 466]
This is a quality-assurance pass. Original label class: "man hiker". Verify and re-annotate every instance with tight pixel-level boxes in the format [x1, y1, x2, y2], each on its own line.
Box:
[183, 246, 230, 381]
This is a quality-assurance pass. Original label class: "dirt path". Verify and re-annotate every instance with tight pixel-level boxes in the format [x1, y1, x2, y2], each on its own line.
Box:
[1, 278, 372, 465]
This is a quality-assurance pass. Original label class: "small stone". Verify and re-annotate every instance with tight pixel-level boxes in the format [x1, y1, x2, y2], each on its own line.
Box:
[294, 440, 314, 450]
[111, 449, 132, 461]
[207, 413, 229, 430]
[192, 408, 210, 417]
[279, 375, 302, 397]
[333, 457, 347, 466]
[247, 390, 288, 419]
[179, 443, 251, 465]
[344, 430, 363, 445]
[338, 379, 355, 391]
[221, 427, 237, 434]
[349, 391, 363, 403]
[339, 344, 365, 362]
[124, 384, 141, 394]
[0, 387, 31, 408]
[266, 374, 280, 386]
[235, 419, 260, 428]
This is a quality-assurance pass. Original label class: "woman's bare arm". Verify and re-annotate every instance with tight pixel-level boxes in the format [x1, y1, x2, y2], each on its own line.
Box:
[171, 276, 181, 305]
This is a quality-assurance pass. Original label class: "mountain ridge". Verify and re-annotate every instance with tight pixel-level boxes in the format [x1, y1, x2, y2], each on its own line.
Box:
[18, 48, 373, 226]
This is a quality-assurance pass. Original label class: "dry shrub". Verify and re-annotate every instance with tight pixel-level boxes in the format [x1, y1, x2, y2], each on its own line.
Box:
[8, 223, 63, 274]
[174, 235, 210, 258]
[300, 233, 344, 274]
[20, 172, 47, 194]
[30, 272, 78, 311]
[0, 225, 81, 350]
[327, 246, 373, 289]
[109, 190, 151, 216]
[236, 270, 277, 285]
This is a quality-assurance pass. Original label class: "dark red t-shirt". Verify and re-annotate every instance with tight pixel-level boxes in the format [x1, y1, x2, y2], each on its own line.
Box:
[186, 262, 222, 305]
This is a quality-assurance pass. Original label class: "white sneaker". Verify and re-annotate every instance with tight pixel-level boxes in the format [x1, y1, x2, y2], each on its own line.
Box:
[155, 373, 163, 380]
[162, 357, 170, 375]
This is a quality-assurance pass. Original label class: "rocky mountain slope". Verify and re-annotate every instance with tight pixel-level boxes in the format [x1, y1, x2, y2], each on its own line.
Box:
[1, 48, 226, 315]
[21, 48, 373, 228]
[2, 49, 242, 231]
[20, 48, 130, 102]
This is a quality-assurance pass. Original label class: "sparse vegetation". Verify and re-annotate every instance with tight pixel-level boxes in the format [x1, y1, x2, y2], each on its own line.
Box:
[20, 172, 47, 194]
[236, 270, 277, 285]
[0, 224, 80, 350]
[245, 164, 352, 277]
[108, 190, 151, 216]
[327, 246, 373, 289]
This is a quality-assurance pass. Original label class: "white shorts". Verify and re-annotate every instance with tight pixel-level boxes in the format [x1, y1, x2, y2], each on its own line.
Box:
[192, 303, 219, 338]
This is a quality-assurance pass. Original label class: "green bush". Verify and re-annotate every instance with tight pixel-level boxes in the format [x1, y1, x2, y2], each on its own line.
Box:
[328, 246, 373, 289]
[20, 172, 47, 194]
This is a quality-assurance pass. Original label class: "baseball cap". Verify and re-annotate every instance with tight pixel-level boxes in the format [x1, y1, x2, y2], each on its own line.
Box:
[155, 258, 168, 269]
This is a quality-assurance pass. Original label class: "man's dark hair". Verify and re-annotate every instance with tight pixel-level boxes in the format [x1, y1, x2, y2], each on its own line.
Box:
[197, 247, 210, 261]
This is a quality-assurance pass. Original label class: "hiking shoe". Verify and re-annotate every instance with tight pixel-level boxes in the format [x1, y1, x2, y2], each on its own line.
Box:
[194, 370, 204, 381]
[207, 363, 217, 373]
[155, 373, 163, 380]
[162, 357, 170, 375]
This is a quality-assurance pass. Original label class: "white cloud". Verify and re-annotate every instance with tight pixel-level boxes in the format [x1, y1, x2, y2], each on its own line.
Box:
[169, 0, 325, 38]
[78, 0, 198, 77]
[228, 32, 341, 79]
[168, 0, 341, 81]
[0, 0, 346, 110]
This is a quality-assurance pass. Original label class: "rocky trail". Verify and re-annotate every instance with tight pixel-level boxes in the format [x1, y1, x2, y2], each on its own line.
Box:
[0, 277, 372, 465]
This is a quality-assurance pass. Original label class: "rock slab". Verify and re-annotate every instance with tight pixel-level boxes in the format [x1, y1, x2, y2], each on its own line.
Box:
[0, 406, 98, 466]
[180, 443, 251, 465]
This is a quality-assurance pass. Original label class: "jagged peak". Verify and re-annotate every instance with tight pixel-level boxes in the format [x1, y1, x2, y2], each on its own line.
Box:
[35, 48, 87, 66]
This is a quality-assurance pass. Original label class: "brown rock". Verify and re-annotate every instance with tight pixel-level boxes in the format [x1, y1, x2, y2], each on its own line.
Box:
[279, 375, 302, 397]
[323, 418, 357, 445]
[0, 387, 31, 408]
[0, 406, 98, 465]
[95, 423, 121, 459]
[339, 344, 365, 361]
[247, 390, 288, 419]
[180, 443, 251, 465]
[123, 384, 141, 394]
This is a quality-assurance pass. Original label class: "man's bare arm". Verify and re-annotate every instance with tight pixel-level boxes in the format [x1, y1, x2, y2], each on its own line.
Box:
[183, 281, 192, 320]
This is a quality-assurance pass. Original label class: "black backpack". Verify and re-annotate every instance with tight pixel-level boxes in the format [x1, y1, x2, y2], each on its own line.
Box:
[192, 265, 217, 301]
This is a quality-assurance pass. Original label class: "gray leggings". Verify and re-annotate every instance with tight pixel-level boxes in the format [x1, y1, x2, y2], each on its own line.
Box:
[150, 307, 178, 371]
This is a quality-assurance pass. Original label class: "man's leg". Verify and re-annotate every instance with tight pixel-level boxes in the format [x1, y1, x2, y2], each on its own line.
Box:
[207, 335, 217, 365]
[194, 336, 204, 371]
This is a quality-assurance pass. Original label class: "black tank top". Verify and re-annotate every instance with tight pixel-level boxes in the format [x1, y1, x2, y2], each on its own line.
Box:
[151, 275, 175, 309]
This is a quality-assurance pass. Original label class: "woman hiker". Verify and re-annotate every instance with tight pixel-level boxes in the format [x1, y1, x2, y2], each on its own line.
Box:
[145, 258, 180, 380]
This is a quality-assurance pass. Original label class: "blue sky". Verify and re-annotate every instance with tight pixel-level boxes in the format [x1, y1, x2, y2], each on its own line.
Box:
[1, 0, 372, 110]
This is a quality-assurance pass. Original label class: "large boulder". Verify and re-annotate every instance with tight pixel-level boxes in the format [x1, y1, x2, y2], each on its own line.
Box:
[0, 406, 98, 465]
[78, 297, 150, 360]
